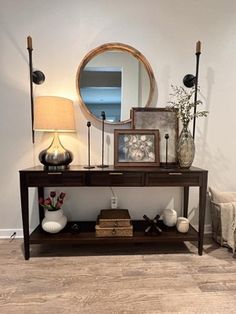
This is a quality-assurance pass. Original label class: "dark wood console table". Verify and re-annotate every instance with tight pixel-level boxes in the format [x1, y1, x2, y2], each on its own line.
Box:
[19, 165, 208, 260]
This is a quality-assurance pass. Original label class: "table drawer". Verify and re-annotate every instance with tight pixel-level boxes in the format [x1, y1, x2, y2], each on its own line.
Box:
[146, 172, 200, 186]
[26, 172, 85, 186]
[89, 172, 144, 186]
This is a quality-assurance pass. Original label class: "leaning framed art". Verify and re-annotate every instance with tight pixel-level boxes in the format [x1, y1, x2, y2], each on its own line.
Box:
[130, 108, 178, 165]
[114, 129, 160, 167]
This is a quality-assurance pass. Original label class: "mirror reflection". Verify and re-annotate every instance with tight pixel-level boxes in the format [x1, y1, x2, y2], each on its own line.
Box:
[76, 43, 155, 125]
[79, 51, 149, 123]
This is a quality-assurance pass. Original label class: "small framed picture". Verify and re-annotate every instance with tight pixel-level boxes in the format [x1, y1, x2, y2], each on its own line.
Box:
[130, 108, 178, 165]
[114, 129, 160, 167]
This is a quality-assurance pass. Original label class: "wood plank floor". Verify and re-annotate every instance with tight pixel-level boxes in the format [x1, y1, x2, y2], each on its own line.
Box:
[0, 239, 235, 313]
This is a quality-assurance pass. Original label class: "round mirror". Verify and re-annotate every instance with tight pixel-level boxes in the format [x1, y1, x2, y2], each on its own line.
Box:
[76, 43, 156, 125]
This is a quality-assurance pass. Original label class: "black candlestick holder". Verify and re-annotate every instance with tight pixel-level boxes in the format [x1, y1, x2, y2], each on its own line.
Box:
[97, 111, 109, 168]
[84, 121, 95, 169]
[165, 133, 169, 167]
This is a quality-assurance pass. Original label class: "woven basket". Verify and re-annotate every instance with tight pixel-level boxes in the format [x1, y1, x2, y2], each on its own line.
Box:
[210, 200, 236, 248]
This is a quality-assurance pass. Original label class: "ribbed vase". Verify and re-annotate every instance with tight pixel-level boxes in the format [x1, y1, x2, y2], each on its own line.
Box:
[42, 209, 67, 234]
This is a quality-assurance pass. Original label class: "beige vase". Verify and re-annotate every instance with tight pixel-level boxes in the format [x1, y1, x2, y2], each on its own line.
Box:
[177, 126, 195, 168]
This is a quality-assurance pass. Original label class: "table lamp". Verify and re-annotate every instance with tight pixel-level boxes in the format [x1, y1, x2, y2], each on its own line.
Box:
[34, 96, 76, 170]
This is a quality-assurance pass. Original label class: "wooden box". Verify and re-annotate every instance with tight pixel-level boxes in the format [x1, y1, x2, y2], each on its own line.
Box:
[95, 224, 133, 237]
[98, 209, 131, 227]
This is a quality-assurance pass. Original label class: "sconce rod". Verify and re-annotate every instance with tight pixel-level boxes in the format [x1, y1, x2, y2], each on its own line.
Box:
[192, 41, 201, 140]
[27, 36, 34, 143]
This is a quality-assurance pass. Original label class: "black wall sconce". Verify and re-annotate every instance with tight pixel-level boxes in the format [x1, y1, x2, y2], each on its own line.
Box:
[27, 36, 45, 143]
[183, 41, 201, 140]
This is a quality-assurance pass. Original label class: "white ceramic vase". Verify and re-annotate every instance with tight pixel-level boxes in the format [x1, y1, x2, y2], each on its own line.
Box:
[42, 209, 67, 234]
[162, 209, 177, 227]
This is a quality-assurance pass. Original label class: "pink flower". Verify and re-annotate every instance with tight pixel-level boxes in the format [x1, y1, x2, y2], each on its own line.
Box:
[50, 191, 56, 198]
[59, 192, 66, 200]
[44, 197, 52, 206]
[55, 200, 63, 209]
[38, 191, 66, 211]
[39, 198, 44, 206]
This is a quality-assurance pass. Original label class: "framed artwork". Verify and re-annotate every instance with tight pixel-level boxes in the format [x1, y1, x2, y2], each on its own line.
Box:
[114, 129, 160, 167]
[130, 108, 178, 165]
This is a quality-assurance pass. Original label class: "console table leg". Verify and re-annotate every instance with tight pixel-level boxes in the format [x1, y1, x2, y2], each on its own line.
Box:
[20, 173, 30, 260]
[183, 186, 189, 218]
[198, 172, 208, 255]
[38, 187, 44, 223]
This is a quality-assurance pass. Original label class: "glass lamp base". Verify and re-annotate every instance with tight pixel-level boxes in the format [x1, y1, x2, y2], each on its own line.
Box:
[39, 132, 73, 170]
[43, 165, 70, 171]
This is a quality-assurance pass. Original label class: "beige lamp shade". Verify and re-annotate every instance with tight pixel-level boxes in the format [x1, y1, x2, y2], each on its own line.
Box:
[34, 96, 76, 132]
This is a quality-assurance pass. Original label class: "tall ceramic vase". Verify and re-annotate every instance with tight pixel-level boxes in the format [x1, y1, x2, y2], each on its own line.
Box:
[177, 125, 195, 168]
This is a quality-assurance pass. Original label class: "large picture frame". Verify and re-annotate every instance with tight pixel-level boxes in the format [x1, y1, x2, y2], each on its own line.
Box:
[131, 108, 178, 165]
[114, 129, 160, 167]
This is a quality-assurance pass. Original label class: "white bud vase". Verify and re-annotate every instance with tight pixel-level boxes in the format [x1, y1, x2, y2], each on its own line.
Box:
[42, 209, 67, 233]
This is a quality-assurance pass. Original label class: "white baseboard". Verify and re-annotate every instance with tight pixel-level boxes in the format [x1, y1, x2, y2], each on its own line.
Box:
[0, 229, 23, 239]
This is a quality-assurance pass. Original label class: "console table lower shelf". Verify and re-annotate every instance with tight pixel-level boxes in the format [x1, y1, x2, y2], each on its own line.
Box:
[29, 221, 198, 248]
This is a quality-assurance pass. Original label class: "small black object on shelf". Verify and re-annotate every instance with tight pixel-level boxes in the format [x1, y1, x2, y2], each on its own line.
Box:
[84, 121, 95, 169]
[143, 214, 162, 235]
[70, 223, 80, 234]
[97, 111, 109, 168]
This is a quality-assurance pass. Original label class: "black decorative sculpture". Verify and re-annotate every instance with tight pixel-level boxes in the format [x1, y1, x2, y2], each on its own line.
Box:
[143, 214, 162, 235]
[84, 121, 95, 169]
[97, 111, 109, 168]
[183, 40, 201, 140]
[27, 36, 45, 143]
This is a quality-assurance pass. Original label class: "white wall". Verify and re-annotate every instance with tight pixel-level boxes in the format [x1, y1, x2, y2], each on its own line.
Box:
[1, 0, 236, 235]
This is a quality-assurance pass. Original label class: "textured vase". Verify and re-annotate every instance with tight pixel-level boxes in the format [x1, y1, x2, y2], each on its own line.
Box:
[176, 217, 190, 233]
[162, 209, 177, 227]
[42, 209, 67, 233]
[177, 126, 195, 168]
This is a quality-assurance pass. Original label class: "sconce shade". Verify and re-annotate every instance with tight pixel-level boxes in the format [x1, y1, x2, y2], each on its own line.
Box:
[34, 96, 76, 170]
[34, 96, 76, 132]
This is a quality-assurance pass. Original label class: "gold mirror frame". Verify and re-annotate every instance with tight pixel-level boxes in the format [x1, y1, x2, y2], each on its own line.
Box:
[76, 42, 156, 125]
